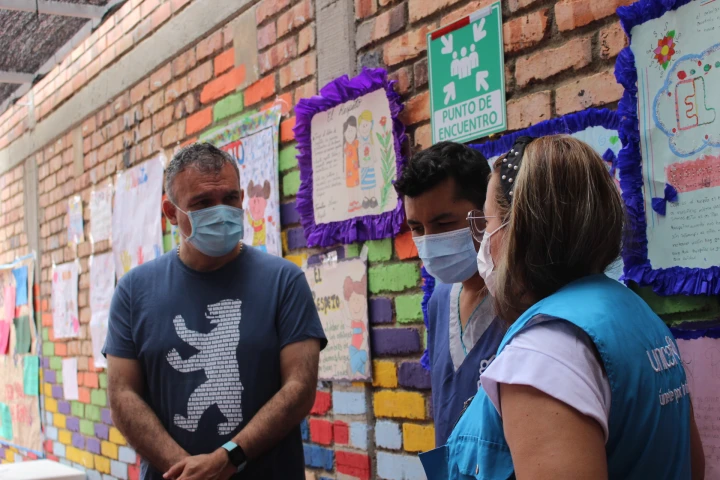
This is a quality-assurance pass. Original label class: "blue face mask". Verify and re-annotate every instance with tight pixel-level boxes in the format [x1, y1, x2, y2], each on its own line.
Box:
[413, 227, 478, 284]
[176, 204, 244, 257]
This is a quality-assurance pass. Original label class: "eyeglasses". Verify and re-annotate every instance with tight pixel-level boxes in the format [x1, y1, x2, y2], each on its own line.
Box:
[467, 210, 498, 242]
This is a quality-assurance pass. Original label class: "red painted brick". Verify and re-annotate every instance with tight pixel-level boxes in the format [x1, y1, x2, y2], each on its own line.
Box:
[280, 117, 296, 142]
[214, 48, 235, 76]
[186, 107, 213, 135]
[599, 21, 628, 60]
[309, 418, 333, 445]
[197, 31, 223, 62]
[257, 23, 277, 51]
[515, 36, 592, 87]
[555, 70, 623, 115]
[244, 75, 276, 106]
[555, 0, 635, 32]
[409, 0, 461, 23]
[172, 48, 197, 77]
[298, 26, 315, 55]
[78, 387, 91, 404]
[399, 91, 430, 126]
[84, 372, 99, 389]
[395, 230, 419, 259]
[336, 451, 371, 480]
[200, 66, 245, 104]
[333, 421, 349, 445]
[55, 342, 67, 356]
[503, 9, 549, 54]
[507, 90, 551, 130]
[128, 464, 140, 480]
[355, 0, 377, 19]
[150, 64, 172, 92]
[277, 0, 313, 38]
[383, 24, 437, 67]
[256, 0, 291, 25]
[261, 92, 293, 115]
[310, 391, 331, 415]
[279, 54, 316, 89]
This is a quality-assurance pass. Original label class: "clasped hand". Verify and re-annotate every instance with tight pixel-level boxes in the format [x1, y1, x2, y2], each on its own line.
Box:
[163, 449, 236, 480]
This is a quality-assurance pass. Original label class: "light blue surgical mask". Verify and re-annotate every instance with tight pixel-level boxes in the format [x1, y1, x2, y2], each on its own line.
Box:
[176, 204, 244, 257]
[413, 228, 478, 284]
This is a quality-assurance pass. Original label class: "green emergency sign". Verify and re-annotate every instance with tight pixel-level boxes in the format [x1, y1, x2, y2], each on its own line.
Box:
[427, 2, 507, 144]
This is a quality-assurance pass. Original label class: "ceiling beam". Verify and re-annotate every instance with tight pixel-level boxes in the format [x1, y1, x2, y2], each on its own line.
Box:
[0, 71, 34, 84]
[0, 0, 107, 19]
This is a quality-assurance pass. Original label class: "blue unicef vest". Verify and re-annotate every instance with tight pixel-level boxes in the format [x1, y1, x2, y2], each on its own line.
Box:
[444, 275, 691, 479]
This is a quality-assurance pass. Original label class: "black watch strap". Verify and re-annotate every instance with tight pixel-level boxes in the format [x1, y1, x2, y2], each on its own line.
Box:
[221, 441, 247, 471]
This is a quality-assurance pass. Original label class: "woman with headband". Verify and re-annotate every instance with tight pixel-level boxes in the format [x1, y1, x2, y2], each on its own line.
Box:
[423, 135, 704, 479]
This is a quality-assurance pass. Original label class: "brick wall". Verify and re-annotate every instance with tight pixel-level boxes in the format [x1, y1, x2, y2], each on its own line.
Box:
[0, 0, 656, 479]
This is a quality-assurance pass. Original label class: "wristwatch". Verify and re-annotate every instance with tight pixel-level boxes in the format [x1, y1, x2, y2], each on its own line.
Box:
[221, 441, 248, 472]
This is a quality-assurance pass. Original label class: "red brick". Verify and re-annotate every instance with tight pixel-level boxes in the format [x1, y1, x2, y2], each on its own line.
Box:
[258, 38, 298, 74]
[151, 1, 172, 28]
[507, 90, 551, 130]
[334, 421, 349, 445]
[261, 92, 293, 115]
[257, 23, 277, 51]
[355, 0, 377, 19]
[165, 77, 188, 103]
[336, 451, 371, 480]
[142, 90, 164, 118]
[152, 105, 175, 131]
[130, 79, 150, 105]
[200, 66, 246, 104]
[162, 121, 185, 148]
[197, 31, 223, 62]
[515, 36, 591, 88]
[277, 0, 314, 38]
[187, 61, 213, 90]
[186, 107, 213, 135]
[389, 67, 411, 95]
[298, 26, 315, 55]
[140, 0, 161, 18]
[171, 0, 190, 13]
[279, 55, 316, 89]
[214, 48, 235, 76]
[308, 418, 333, 445]
[310, 391, 331, 415]
[356, 4, 406, 50]
[383, 24, 437, 67]
[409, 0, 461, 22]
[150, 64, 172, 92]
[122, 7, 141, 32]
[555, 0, 635, 32]
[256, 0, 291, 25]
[280, 117, 296, 142]
[599, 21, 628, 60]
[441, 0, 495, 25]
[245, 75, 277, 108]
[172, 48, 197, 77]
[503, 9, 549, 54]
[294, 79, 316, 104]
[399, 91, 430, 126]
[555, 70, 623, 115]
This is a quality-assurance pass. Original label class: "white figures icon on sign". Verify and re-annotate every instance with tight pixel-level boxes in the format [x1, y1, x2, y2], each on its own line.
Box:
[473, 18, 487, 42]
[476, 71, 490, 92]
[444, 82, 457, 105]
[441, 34, 453, 55]
[469, 44, 479, 70]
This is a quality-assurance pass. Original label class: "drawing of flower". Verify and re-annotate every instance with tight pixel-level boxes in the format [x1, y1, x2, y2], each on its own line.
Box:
[379, 116, 387, 127]
[364, 146, 370, 156]
[654, 31, 676, 70]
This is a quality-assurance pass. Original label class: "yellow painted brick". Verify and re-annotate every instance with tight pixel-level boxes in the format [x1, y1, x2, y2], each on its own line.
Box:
[402, 423, 435, 452]
[373, 390, 426, 420]
[45, 397, 58, 413]
[58, 429, 72, 446]
[43, 383, 53, 397]
[66, 446, 82, 464]
[351, 381, 365, 388]
[53, 413, 66, 429]
[109, 427, 127, 446]
[372, 360, 398, 388]
[101, 440, 119, 460]
[4, 450, 14, 462]
[94, 455, 111, 474]
[78, 449, 94, 468]
[284, 254, 307, 268]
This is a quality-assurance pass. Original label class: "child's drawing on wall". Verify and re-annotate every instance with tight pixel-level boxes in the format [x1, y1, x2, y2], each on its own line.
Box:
[358, 110, 378, 209]
[344, 274, 368, 376]
[344, 116, 361, 213]
[246, 180, 273, 253]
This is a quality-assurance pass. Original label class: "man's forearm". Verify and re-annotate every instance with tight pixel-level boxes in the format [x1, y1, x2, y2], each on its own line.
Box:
[110, 390, 189, 472]
[231, 379, 315, 460]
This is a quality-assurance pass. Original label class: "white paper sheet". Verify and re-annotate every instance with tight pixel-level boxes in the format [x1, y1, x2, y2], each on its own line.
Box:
[61, 357, 79, 401]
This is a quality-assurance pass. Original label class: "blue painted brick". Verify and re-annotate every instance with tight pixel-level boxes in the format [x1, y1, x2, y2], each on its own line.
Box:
[398, 361, 431, 389]
[66, 416, 80, 432]
[286, 227, 307, 250]
[42, 357, 50, 368]
[95, 423, 109, 440]
[45, 369, 56, 384]
[303, 444, 334, 471]
[86, 437, 101, 454]
[52, 384, 63, 399]
[72, 433, 84, 449]
[300, 418, 309, 441]
[280, 202, 301, 226]
[53, 441, 65, 457]
[307, 246, 345, 266]
[371, 327, 421, 356]
[332, 391, 366, 414]
[102, 408, 113, 425]
[58, 401, 71, 415]
[370, 297, 393, 324]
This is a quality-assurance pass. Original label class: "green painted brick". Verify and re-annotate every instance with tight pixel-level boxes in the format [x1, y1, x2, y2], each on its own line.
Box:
[71, 401, 84, 418]
[80, 419, 95, 435]
[279, 145, 299, 172]
[99, 373, 108, 389]
[42, 327, 49, 341]
[424, 329, 428, 349]
[367, 239, 392, 262]
[57, 373, 63, 385]
[283, 170, 301, 197]
[395, 294, 424, 323]
[369, 263, 420, 294]
[345, 243, 361, 258]
[90, 389, 107, 407]
[213, 92, 244, 122]
[85, 405, 101, 423]
[42, 342, 54, 357]
[49, 356, 62, 371]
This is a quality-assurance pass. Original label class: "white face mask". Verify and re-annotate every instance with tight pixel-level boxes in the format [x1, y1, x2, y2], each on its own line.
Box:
[476, 224, 506, 296]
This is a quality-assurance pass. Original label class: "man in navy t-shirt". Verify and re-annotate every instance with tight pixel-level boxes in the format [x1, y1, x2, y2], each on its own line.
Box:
[395, 142, 505, 446]
[103, 143, 326, 480]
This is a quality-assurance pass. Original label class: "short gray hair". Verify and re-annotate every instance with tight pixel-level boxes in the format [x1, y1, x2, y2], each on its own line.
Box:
[165, 142, 240, 204]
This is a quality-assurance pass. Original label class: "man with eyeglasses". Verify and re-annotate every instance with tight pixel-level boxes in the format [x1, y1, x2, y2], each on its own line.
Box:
[395, 141, 505, 447]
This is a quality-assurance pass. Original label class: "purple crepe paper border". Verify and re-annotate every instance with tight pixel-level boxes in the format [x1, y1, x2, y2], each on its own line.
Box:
[293, 67, 407, 247]
[615, 0, 720, 296]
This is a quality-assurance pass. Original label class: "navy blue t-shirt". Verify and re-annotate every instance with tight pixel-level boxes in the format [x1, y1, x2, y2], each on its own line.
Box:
[103, 246, 326, 480]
